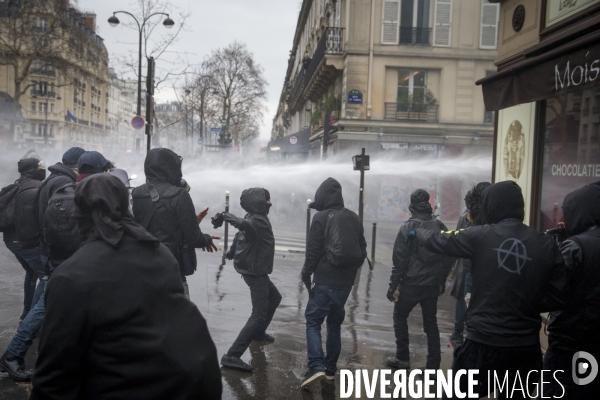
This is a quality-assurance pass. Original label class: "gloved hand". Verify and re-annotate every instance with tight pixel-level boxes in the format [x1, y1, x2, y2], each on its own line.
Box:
[302, 273, 313, 299]
[226, 248, 234, 260]
[387, 283, 399, 302]
[211, 212, 225, 229]
[404, 230, 416, 245]
[439, 284, 445, 297]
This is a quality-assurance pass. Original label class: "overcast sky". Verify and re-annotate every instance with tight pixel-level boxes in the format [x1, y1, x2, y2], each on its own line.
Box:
[78, 0, 300, 144]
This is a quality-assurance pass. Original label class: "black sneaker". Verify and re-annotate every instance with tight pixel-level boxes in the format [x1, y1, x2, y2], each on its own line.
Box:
[301, 369, 326, 388]
[385, 357, 410, 369]
[254, 333, 275, 343]
[221, 355, 253, 372]
[325, 370, 335, 381]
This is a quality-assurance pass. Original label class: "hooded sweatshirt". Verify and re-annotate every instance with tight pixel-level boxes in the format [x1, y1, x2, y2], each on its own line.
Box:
[37, 163, 78, 256]
[416, 180, 566, 347]
[132, 148, 211, 275]
[302, 178, 367, 287]
[31, 176, 221, 399]
[548, 184, 600, 353]
[223, 188, 275, 276]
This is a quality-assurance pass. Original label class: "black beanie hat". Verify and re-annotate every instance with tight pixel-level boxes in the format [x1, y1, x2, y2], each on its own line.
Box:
[18, 158, 40, 173]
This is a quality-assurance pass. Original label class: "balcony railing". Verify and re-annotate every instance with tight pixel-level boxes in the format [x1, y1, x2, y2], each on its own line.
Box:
[304, 27, 344, 87]
[385, 102, 438, 122]
[32, 90, 57, 98]
[399, 27, 431, 46]
[290, 69, 304, 104]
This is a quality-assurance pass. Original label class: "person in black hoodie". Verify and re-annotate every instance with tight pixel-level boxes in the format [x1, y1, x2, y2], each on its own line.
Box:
[300, 178, 367, 387]
[448, 182, 491, 349]
[415, 181, 565, 399]
[217, 188, 281, 372]
[385, 189, 454, 371]
[2, 158, 46, 321]
[542, 183, 600, 397]
[29, 174, 222, 400]
[35, 146, 85, 305]
[132, 148, 218, 299]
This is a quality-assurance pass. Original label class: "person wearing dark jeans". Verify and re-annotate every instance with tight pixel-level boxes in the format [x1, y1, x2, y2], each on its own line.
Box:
[301, 178, 366, 388]
[305, 285, 352, 374]
[3, 241, 39, 320]
[226, 275, 282, 360]
[451, 272, 471, 347]
[393, 285, 441, 369]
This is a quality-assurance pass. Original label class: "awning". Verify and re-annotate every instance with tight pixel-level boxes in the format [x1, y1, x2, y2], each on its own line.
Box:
[476, 30, 600, 111]
[268, 128, 310, 153]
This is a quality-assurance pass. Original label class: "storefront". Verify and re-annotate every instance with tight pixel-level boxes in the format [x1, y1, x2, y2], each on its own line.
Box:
[477, 0, 600, 229]
[267, 128, 311, 162]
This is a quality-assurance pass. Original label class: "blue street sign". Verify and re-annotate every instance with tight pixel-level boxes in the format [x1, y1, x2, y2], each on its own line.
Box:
[348, 89, 363, 104]
[210, 127, 222, 132]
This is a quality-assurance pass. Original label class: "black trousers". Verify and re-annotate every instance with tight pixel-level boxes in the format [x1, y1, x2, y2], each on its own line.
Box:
[447, 339, 542, 399]
[542, 343, 600, 398]
[227, 275, 282, 358]
[393, 284, 441, 369]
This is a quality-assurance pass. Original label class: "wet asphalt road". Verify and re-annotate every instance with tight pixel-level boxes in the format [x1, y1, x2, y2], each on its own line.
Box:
[0, 223, 459, 399]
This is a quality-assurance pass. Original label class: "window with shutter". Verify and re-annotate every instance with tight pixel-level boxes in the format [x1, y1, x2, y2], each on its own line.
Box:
[480, 0, 499, 49]
[433, 0, 452, 47]
[382, 0, 400, 45]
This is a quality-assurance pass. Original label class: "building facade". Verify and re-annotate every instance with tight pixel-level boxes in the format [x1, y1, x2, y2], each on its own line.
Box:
[270, 0, 500, 222]
[271, 0, 499, 161]
[477, 0, 600, 229]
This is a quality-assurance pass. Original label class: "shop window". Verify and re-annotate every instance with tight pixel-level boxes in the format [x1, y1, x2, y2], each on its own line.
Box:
[539, 89, 600, 231]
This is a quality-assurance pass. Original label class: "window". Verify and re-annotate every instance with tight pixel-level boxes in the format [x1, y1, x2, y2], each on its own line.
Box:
[397, 69, 427, 110]
[39, 102, 47, 112]
[382, 0, 400, 44]
[50, 103, 54, 113]
[433, 0, 452, 47]
[480, 0, 499, 49]
[30, 81, 37, 96]
[31, 102, 36, 111]
[400, 0, 431, 45]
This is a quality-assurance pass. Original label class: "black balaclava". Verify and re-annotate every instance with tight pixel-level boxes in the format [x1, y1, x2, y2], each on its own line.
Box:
[481, 181, 525, 224]
[74, 174, 159, 248]
[18, 158, 46, 181]
[562, 184, 600, 237]
[409, 188, 433, 216]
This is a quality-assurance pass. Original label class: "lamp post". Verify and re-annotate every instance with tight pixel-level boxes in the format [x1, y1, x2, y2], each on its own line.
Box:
[108, 11, 174, 151]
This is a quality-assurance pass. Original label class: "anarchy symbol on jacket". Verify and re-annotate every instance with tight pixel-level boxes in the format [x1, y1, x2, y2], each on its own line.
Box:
[494, 238, 531, 275]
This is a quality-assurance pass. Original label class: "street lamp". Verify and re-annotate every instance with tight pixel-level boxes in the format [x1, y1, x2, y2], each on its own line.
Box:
[108, 10, 175, 151]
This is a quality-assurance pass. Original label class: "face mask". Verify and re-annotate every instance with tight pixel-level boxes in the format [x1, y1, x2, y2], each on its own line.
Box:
[35, 169, 47, 181]
[180, 179, 190, 192]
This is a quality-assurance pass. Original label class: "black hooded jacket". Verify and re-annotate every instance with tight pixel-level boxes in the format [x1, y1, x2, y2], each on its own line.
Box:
[132, 149, 211, 274]
[548, 184, 600, 353]
[302, 178, 367, 287]
[416, 181, 566, 347]
[224, 188, 274, 276]
[14, 170, 45, 249]
[37, 163, 77, 256]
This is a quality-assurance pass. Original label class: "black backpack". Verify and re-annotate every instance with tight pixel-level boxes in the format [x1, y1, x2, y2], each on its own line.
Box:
[324, 208, 366, 268]
[44, 184, 81, 265]
[410, 217, 444, 265]
[14, 180, 41, 248]
[0, 182, 20, 232]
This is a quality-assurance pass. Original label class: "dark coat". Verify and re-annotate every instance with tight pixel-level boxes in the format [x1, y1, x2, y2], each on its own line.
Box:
[30, 233, 222, 400]
[449, 213, 472, 298]
[132, 148, 211, 274]
[224, 188, 275, 276]
[416, 181, 566, 347]
[548, 184, 600, 353]
[390, 213, 454, 287]
[302, 178, 366, 287]
[14, 175, 43, 249]
[37, 163, 77, 256]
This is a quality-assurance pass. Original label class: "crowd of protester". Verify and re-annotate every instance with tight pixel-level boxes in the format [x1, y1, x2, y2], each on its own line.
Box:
[0, 146, 598, 399]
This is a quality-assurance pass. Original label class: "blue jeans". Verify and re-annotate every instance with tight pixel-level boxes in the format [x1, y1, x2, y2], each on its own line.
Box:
[31, 255, 50, 308]
[452, 272, 472, 340]
[4, 241, 40, 319]
[7, 283, 46, 359]
[305, 284, 352, 372]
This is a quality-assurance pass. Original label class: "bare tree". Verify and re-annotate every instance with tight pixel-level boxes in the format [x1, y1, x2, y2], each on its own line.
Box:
[0, 0, 79, 104]
[112, 0, 191, 90]
[203, 42, 268, 146]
